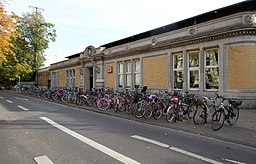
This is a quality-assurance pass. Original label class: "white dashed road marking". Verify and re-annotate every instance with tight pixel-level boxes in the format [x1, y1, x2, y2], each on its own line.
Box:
[131, 135, 223, 164]
[221, 158, 246, 164]
[34, 155, 54, 164]
[40, 117, 140, 164]
[17, 105, 30, 111]
[131, 135, 169, 148]
[169, 146, 223, 164]
[15, 97, 29, 100]
[6, 100, 13, 103]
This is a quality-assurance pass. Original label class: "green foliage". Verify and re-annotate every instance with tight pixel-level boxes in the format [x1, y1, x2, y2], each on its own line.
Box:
[0, 9, 57, 83]
[13, 11, 56, 72]
[0, 2, 16, 61]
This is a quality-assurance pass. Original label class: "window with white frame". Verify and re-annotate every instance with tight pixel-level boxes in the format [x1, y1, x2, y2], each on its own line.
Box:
[66, 69, 75, 88]
[134, 60, 141, 88]
[117, 60, 140, 89]
[80, 69, 84, 88]
[52, 72, 59, 88]
[173, 53, 184, 90]
[205, 48, 219, 90]
[188, 51, 200, 90]
[125, 61, 131, 88]
[72, 69, 75, 88]
[66, 70, 69, 87]
[118, 62, 123, 88]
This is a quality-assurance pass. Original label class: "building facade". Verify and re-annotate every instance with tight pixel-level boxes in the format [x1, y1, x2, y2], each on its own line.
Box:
[37, 66, 51, 89]
[37, 1, 256, 108]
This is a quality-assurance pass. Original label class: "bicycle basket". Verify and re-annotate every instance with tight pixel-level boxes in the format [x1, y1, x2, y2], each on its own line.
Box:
[195, 98, 204, 106]
[229, 99, 243, 107]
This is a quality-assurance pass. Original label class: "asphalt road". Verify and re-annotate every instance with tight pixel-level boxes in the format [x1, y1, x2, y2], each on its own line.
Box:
[0, 91, 256, 164]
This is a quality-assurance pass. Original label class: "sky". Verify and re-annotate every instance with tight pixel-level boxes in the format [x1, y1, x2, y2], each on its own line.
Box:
[4, 0, 245, 67]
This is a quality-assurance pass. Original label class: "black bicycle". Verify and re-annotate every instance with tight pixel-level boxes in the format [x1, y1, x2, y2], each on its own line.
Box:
[211, 94, 242, 131]
[193, 93, 219, 125]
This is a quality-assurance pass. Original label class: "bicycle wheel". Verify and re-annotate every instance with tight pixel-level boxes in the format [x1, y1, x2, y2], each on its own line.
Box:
[193, 106, 205, 125]
[209, 105, 217, 116]
[143, 103, 153, 119]
[52, 94, 58, 101]
[187, 106, 195, 119]
[133, 102, 145, 118]
[118, 100, 126, 112]
[153, 103, 163, 120]
[87, 95, 97, 106]
[61, 95, 68, 103]
[228, 107, 239, 125]
[42, 92, 48, 99]
[126, 102, 135, 114]
[76, 98, 83, 106]
[166, 105, 176, 123]
[97, 98, 110, 111]
[87, 96, 93, 106]
[114, 103, 118, 112]
[211, 109, 225, 131]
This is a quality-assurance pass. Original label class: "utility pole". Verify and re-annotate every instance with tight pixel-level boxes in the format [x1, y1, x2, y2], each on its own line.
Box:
[28, 5, 44, 14]
[28, 5, 44, 78]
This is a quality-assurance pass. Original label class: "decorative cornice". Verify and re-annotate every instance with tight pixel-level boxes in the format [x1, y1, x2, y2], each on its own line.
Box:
[168, 29, 256, 49]
[49, 61, 80, 71]
[104, 28, 256, 59]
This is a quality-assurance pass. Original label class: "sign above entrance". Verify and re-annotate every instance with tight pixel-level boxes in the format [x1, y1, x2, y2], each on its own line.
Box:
[107, 66, 113, 73]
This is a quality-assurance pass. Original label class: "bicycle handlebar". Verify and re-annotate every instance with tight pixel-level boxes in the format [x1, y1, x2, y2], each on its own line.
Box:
[214, 93, 227, 102]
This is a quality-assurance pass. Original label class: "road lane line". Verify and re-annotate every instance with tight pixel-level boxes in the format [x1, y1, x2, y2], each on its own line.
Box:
[34, 155, 54, 164]
[40, 117, 140, 164]
[15, 97, 29, 100]
[17, 105, 30, 111]
[131, 135, 223, 164]
[0, 96, 4, 99]
[170, 147, 223, 164]
[131, 135, 170, 148]
[221, 158, 246, 164]
[6, 100, 13, 103]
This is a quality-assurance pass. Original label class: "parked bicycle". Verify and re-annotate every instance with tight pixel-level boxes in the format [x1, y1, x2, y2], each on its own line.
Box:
[211, 93, 242, 131]
[142, 93, 158, 119]
[16, 85, 245, 132]
[193, 93, 220, 125]
[152, 91, 171, 120]
[166, 91, 196, 123]
[133, 86, 148, 118]
[97, 89, 114, 111]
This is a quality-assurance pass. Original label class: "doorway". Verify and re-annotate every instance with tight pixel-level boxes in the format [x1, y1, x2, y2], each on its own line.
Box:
[89, 68, 93, 91]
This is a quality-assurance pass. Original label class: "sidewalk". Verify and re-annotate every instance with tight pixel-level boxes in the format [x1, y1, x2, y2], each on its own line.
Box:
[81, 105, 256, 148]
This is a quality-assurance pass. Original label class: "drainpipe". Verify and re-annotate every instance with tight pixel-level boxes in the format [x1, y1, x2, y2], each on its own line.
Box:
[91, 58, 96, 89]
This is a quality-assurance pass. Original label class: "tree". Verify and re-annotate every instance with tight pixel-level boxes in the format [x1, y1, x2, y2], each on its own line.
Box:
[13, 10, 56, 72]
[0, 1, 16, 62]
[0, 5, 56, 83]
[0, 1, 18, 84]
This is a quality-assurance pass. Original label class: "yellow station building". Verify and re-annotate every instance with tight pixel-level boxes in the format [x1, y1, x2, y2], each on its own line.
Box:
[37, 1, 256, 108]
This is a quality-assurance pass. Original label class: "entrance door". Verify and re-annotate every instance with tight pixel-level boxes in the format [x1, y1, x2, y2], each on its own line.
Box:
[89, 68, 93, 91]
[47, 80, 51, 89]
